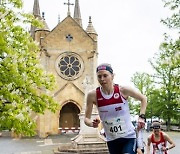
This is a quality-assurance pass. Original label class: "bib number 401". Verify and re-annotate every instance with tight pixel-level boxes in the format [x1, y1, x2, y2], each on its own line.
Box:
[110, 125, 122, 133]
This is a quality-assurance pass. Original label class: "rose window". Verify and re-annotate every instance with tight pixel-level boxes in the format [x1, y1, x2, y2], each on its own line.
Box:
[56, 52, 84, 80]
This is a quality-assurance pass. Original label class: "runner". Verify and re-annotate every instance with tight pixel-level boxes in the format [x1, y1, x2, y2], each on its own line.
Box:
[147, 120, 175, 154]
[84, 63, 147, 154]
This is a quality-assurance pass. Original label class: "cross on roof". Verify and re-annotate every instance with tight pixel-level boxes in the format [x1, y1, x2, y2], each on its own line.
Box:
[64, 0, 74, 16]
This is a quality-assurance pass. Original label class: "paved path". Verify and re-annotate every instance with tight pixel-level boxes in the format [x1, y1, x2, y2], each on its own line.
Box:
[0, 132, 179, 154]
[0, 133, 75, 154]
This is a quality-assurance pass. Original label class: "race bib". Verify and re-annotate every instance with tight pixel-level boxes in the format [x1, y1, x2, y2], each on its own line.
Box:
[155, 150, 163, 154]
[103, 116, 127, 139]
[154, 144, 164, 154]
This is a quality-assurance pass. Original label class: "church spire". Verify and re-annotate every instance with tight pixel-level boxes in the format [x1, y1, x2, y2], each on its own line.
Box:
[30, 0, 41, 39]
[86, 16, 97, 34]
[86, 16, 97, 41]
[33, 0, 41, 18]
[73, 0, 82, 27]
[30, 0, 50, 39]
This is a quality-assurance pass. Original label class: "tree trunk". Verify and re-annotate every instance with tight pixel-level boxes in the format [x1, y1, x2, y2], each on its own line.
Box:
[167, 117, 171, 131]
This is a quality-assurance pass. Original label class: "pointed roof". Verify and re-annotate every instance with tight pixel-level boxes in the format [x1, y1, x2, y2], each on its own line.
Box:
[33, 0, 41, 18]
[73, 0, 82, 27]
[30, 0, 50, 39]
[86, 16, 97, 34]
[54, 82, 84, 97]
[42, 16, 96, 49]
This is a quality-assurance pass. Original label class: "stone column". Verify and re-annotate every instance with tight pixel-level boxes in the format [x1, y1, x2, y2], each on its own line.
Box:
[78, 75, 99, 135]
[71, 76, 105, 144]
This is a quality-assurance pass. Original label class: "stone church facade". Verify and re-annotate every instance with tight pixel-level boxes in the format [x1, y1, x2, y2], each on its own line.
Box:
[30, 0, 98, 137]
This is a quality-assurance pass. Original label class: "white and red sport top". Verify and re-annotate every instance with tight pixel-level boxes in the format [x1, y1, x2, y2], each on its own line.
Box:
[151, 131, 168, 154]
[96, 84, 136, 141]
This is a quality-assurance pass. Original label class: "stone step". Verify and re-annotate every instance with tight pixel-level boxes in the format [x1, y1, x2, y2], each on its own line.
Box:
[75, 143, 107, 149]
[54, 152, 109, 154]
[60, 149, 109, 152]
[54, 150, 109, 154]
[54, 147, 109, 154]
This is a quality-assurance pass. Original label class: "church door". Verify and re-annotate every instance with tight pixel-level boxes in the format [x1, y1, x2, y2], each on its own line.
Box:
[59, 102, 80, 131]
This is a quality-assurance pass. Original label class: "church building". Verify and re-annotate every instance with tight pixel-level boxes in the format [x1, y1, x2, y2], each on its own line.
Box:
[30, 0, 98, 137]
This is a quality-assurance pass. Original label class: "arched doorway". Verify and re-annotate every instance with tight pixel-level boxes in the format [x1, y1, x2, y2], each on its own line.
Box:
[59, 102, 80, 133]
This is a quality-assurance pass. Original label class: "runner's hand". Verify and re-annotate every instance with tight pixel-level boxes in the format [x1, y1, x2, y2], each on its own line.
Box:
[92, 118, 100, 128]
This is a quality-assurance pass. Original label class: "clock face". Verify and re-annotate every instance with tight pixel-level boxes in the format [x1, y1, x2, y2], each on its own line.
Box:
[55, 52, 84, 80]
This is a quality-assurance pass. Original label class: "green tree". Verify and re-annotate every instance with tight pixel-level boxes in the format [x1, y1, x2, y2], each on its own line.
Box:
[131, 72, 154, 117]
[130, 0, 179, 129]
[131, 72, 167, 122]
[161, 0, 180, 29]
[149, 37, 180, 130]
[131, 72, 153, 95]
[0, 0, 58, 136]
[148, 0, 180, 130]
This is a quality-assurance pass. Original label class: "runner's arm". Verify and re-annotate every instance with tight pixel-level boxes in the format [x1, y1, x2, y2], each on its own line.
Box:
[84, 90, 100, 128]
[164, 133, 176, 151]
[120, 86, 147, 115]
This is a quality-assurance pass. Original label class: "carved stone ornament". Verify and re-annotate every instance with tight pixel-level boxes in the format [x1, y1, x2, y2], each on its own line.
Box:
[55, 52, 84, 80]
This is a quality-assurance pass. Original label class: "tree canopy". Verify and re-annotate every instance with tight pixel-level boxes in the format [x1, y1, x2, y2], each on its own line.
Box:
[131, 0, 179, 129]
[0, 0, 58, 136]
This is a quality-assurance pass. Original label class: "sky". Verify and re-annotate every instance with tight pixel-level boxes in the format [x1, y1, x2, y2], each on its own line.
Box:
[23, 0, 172, 87]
